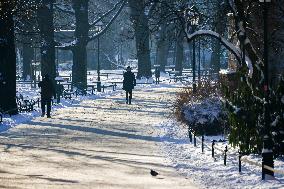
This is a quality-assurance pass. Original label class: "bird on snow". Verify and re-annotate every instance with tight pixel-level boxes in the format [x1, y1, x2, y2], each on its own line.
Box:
[150, 169, 158, 176]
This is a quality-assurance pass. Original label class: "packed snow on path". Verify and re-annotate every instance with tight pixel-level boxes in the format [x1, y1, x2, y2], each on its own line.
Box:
[0, 70, 181, 132]
[0, 71, 198, 189]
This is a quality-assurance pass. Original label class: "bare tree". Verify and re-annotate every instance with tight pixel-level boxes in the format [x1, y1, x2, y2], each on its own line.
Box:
[128, 0, 152, 78]
[0, 1, 18, 114]
[57, 0, 126, 88]
[37, 0, 56, 84]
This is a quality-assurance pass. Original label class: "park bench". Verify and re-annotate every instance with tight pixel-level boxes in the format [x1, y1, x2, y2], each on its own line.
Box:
[165, 65, 175, 71]
[100, 73, 111, 78]
[87, 85, 97, 95]
[102, 84, 117, 92]
[170, 75, 190, 82]
[59, 75, 72, 82]
[75, 88, 87, 97]
[63, 90, 74, 99]
[0, 107, 14, 123]
[16, 94, 36, 112]
[61, 82, 73, 90]
[108, 81, 153, 87]
[167, 70, 181, 76]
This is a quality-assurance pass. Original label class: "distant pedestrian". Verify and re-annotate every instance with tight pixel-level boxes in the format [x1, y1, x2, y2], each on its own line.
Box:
[38, 74, 55, 118]
[123, 66, 136, 104]
[154, 66, 160, 84]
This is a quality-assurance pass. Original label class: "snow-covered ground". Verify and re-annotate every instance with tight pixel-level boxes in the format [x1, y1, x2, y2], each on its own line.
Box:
[1, 70, 179, 133]
[157, 120, 284, 189]
[0, 69, 283, 188]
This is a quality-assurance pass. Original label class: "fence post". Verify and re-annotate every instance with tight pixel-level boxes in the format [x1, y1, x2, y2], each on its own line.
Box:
[262, 135, 274, 180]
[202, 135, 204, 153]
[37, 98, 40, 107]
[224, 145, 228, 166]
[212, 140, 215, 158]
[188, 129, 192, 142]
[238, 152, 242, 173]
[194, 134, 196, 147]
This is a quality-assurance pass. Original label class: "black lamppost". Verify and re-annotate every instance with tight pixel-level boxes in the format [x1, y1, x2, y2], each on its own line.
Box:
[120, 27, 124, 66]
[190, 6, 199, 93]
[96, 21, 103, 92]
[259, 0, 274, 180]
[155, 33, 160, 66]
[198, 38, 201, 85]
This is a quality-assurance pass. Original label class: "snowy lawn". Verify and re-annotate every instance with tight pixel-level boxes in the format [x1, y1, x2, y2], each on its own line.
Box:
[157, 120, 284, 189]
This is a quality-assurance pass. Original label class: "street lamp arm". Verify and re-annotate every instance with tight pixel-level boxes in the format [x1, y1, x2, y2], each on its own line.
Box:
[88, 0, 126, 43]
[89, 0, 125, 28]
[186, 30, 243, 66]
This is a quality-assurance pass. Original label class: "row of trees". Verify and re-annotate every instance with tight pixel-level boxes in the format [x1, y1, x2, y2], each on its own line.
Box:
[1, 0, 126, 113]
[3, 1, 283, 156]
[1, 0, 229, 114]
[184, 0, 284, 155]
[145, 0, 284, 155]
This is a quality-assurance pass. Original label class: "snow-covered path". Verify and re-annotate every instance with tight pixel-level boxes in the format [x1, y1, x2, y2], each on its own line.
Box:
[0, 87, 198, 189]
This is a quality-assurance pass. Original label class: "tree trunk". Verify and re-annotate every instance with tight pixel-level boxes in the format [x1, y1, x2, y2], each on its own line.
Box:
[210, 0, 228, 74]
[72, 46, 87, 89]
[22, 44, 33, 80]
[72, 0, 89, 89]
[210, 39, 221, 74]
[37, 0, 56, 83]
[0, 1, 18, 114]
[156, 26, 170, 72]
[128, 0, 152, 78]
[156, 2, 170, 72]
[175, 32, 184, 75]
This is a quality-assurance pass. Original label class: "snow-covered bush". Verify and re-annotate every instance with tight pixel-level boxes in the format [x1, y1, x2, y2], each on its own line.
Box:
[183, 96, 227, 135]
[173, 80, 228, 136]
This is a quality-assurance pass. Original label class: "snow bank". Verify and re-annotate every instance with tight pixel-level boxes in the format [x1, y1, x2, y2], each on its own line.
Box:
[156, 120, 284, 189]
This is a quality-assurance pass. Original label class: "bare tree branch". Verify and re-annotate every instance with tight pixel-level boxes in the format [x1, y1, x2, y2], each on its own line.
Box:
[54, 3, 75, 15]
[89, 0, 124, 28]
[88, 0, 126, 42]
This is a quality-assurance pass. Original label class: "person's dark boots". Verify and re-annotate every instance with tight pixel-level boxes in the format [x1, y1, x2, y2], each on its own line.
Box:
[129, 98, 131, 105]
[126, 98, 128, 104]
[47, 115, 51, 118]
[41, 113, 45, 117]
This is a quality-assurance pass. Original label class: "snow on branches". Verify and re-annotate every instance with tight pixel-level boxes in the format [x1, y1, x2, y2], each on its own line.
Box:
[185, 29, 254, 78]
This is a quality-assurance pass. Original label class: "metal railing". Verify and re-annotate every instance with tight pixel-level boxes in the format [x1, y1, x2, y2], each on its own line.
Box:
[189, 132, 284, 180]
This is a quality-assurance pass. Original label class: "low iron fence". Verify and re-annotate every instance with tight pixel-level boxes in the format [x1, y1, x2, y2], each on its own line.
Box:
[188, 131, 284, 180]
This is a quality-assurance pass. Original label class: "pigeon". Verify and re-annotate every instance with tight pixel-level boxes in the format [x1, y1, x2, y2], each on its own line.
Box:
[150, 169, 158, 176]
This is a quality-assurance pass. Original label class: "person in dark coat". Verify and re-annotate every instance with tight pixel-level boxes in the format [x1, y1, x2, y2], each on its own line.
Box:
[38, 74, 55, 118]
[154, 67, 160, 84]
[123, 66, 136, 104]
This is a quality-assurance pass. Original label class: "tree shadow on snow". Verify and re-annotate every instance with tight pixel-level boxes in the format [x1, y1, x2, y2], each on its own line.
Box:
[26, 120, 183, 144]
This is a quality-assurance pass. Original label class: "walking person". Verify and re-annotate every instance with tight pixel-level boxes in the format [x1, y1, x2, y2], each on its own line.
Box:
[38, 74, 55, 118]
[154, 66, 160, 84]
[123, 66, 136, 104]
